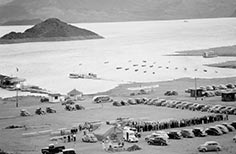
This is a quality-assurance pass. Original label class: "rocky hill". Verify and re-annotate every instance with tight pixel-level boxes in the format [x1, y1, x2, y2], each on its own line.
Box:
[0, 0, 236, 23]
[0, 18, 103, 44]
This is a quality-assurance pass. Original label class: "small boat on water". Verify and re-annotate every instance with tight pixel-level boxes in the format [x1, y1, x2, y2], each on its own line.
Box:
[116, 67, 123, 70]
[69, 73, 98, 79]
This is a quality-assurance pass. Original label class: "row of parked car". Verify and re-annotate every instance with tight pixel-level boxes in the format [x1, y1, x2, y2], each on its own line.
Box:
[144, 121, 236, 152]
[112, 97, 236, 115]
[186, 83, 236, 92]
[142, 98, 236, 115]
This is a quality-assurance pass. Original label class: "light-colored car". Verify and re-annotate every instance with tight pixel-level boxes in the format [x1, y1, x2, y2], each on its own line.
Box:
[60, 148, 76, 154]
[198, 141, 222, 152]
[145, 131, 169, 141]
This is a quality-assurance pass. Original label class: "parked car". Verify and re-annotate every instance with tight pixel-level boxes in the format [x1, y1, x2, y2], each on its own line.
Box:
[230, 121, 236, 129]
[60, 148, 76, 154]
[208, 105, 222, 113]
[180, 129, 195, 138]
[192, 127, 207, 137]
[221, 123, 235, 132]
[198, 141, 222, 152]
[147, 137, 168, 146]
[154, 99, 166, 106]
[215, 125, 229, 134]
[228, 107, 236, 115]
[206, 85, 214, 91]
[169, 101, 182, 108]
[166, 100, 175, 108]
[200, 105, 211, 112]
[167, 130, 181, 139]
[220, 106, 234, 114]
[145, 131, 169, 141]
[41, 144, 65, 154]
[215, 106, 227, 113]
[182, 102, 193, 110]
[195, 104, 205, 111]
[205, 127, 223, 136]
[188, 103, 199, 110]
[175, 102, 186, 109]
[93, 95, 112, 103]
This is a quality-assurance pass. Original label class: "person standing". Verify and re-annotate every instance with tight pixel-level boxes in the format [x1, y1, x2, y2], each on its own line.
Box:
[102, 140, 106, 151]
[73, 134, 76, 142]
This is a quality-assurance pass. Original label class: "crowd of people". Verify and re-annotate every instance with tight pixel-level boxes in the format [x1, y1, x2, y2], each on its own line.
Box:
[125, 114, 226, 132]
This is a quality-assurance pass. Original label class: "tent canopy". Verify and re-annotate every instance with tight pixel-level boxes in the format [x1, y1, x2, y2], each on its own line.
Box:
[93, 124, 123, 141]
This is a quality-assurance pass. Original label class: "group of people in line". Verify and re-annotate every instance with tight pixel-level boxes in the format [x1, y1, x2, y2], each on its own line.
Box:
[125, 114, 226, 132]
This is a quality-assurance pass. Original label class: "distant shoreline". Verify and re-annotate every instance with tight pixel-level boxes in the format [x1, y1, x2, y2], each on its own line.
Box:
[0, 35, 103, 44]
[167, 44, 236, 69]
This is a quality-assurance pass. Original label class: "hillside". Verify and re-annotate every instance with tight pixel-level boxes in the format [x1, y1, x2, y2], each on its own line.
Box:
[1, 18, 42, 25]
[0, 18, 103, 44]
[232, 10, 236, 17]
[0, 0, 236, 23]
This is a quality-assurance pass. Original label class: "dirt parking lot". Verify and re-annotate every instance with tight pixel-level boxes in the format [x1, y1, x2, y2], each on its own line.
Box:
[0, 77, 236, 154]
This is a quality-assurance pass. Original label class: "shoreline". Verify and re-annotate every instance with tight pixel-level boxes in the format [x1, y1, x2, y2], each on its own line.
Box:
[167, 44, 236, 69]
[2, 76, 236, 99]
[0, 35, 103, 44]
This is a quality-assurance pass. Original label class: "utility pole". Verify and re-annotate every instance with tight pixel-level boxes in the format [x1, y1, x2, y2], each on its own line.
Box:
[16, 83, 20, 107]
[16, 88, 19, 107]
[195, 77, 197, 100]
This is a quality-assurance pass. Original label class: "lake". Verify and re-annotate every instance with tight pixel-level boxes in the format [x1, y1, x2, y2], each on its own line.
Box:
[1, 18, 236, 97]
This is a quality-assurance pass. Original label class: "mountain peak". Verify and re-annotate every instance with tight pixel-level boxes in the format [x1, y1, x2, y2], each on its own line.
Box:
[0, 18, 103, 44]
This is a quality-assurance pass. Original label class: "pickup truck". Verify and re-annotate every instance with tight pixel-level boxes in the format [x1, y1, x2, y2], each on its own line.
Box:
[41, 145, 65, 154]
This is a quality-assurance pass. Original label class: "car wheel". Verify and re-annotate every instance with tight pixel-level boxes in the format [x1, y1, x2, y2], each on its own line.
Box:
[216, 147, 221, 151]
[202, 148, 207, 152]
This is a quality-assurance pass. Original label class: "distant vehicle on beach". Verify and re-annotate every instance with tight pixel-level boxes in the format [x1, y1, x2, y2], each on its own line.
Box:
[203, 51, 217, 58]
[69, 73, 98, 79]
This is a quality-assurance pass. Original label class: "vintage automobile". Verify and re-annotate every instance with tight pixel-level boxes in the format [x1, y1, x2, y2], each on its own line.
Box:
[215, 125, 229, 134]
[180, 129, 195, 138]
[192, 127, 207, 137]
[60, 148, 76, 154]
[41, 144, 65, 154]
[145, 131, 169, 141]
[198, 141, 222, 152]
[221, 123, 235, 132]
[167, 130, 181, 139]
[147, 137, 168, 146]
[205, 127, 223, 136]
